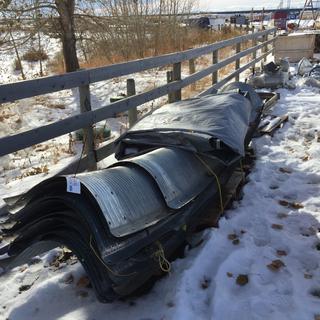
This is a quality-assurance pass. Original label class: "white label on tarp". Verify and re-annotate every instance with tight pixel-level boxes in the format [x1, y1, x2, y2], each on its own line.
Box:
[66, 176, 81, 194]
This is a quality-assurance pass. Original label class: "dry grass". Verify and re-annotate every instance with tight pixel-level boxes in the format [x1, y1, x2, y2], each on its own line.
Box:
[48, 51, 65, 74]
[50, 27, 246, 73]
[46, 103, 66, 110]
[48, 26, 252, 101]
[22, 48, 48, 62]
[182, 74, 212, 99]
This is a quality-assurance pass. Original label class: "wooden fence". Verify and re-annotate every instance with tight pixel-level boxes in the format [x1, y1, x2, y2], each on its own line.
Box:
[0, 28, 277, 173]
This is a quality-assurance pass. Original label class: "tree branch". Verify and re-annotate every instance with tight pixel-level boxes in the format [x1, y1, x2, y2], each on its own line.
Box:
[3, 4, 57, 14]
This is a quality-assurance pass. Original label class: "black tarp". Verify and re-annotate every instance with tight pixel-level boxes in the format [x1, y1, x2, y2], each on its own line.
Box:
[115, 89, 262, 160]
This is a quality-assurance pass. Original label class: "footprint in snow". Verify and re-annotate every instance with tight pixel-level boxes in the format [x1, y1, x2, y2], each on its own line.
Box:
[251, 219, 271, 247]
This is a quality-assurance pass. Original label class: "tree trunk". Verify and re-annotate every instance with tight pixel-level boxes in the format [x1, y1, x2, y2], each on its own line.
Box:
[55, 0, 79, 72]
[9, 29, 25, 80]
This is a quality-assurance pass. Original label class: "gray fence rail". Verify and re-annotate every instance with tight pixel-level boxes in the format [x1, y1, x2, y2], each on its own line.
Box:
[0, 28, 277, 172]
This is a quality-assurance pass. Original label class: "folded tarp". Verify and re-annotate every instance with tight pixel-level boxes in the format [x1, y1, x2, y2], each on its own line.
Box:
[115, 89, 261, 160]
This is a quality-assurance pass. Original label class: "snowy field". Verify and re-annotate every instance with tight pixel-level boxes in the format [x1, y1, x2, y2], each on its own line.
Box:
[1, 34, 320, 319]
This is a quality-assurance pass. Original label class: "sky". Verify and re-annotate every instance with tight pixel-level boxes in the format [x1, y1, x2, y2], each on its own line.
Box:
[197, 0, 310, 11]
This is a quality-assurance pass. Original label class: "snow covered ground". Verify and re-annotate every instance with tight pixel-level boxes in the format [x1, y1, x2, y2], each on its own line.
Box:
[0, 72, 320, 319]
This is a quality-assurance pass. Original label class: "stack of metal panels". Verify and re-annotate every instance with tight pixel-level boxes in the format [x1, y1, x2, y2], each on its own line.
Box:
[0, 82, 264, 302]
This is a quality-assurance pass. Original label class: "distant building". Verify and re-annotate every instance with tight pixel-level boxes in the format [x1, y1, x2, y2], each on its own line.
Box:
[208, 16, 226, 30]
[273, 10, 289, 30]
[230, 14, 248, 26]
[187, 16, 210, 29]
[187, 15, 226, 30]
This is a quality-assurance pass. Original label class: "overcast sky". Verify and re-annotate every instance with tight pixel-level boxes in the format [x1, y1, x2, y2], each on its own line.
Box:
[197, 0, 308, 11]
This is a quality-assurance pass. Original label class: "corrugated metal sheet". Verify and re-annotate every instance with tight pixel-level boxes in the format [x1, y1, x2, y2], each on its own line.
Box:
[114, 148, 214, 209]
[78, 166, 170, 237]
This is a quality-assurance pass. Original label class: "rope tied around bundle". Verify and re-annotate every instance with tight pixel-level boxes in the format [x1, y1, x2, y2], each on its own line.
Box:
[89, 235, 137, 277]
[153, 241, 171, 273]
[194, 153, 224, 214]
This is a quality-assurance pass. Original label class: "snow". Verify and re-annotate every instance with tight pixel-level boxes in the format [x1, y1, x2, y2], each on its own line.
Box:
[1, 34, 320, 319]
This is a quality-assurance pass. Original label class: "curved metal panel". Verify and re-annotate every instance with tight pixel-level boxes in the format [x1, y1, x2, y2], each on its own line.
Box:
[114, 148, 213, 209]
[77, 166, 169, 237]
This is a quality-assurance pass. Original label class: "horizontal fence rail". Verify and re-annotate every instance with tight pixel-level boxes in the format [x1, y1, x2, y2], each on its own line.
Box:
[0, 28, 274, 103]
[0, 28, 277, 169]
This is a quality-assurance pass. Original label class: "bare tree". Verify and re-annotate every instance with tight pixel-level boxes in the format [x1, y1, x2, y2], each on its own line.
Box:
[54, 0, 79, 72]
[2, 0, 80, 72]
[1, 0, 198, 71]
[9, 23, 26, 79]
[83, 0, 196, 61]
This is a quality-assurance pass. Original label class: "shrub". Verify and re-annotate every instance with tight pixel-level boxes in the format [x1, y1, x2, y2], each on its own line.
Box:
[22, 48, 48, 62]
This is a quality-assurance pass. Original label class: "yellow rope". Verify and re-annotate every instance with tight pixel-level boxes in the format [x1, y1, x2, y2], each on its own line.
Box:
[153, 241, 171, 273]
[89, 235, 137, 277]
[194, 153, 224, 214]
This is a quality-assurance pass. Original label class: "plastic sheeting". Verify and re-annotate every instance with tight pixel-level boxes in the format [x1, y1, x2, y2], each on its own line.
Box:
[297, 57, 313, 76]
[220, 82, 263, 123]
[115, 92, 254, 158]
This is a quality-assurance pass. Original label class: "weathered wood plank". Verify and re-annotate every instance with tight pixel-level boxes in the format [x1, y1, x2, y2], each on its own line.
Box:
[0, 37, 276, 157]
[189, 58, 196, 90]
[235, 42, 241, 82]
[198, 47, 274, 96]
[0, 29, 275, 104]
[167, 71, 175, 103]
[252, 38, 258, 74]
[172, 62, 182, 102]
[212, 50, 218, 85]
[0, 71, 90, 103]
[127, 78, 137, 128]
[215, 48, 274, 92]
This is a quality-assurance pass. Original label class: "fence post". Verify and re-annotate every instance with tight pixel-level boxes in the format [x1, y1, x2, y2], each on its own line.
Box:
[79, 84, 97, 170]
[167, 71, 174, 103]
[260, 34, 268, 70]
[263, 34, 268, 62]
[172, 62, 181, 101]
[212, 49, 218, 85]
[167, 62, 181, 103]
[235, 42, 241, 81]
[189, 58, 196, 90]
[272, 29, 277, 55]
[126, 79, 137, 128]
[252, 37, 257, 74]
